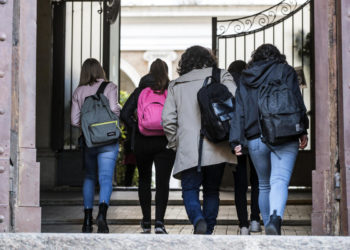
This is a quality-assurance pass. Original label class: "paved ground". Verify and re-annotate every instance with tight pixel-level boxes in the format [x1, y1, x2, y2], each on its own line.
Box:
[41, 190, 311, 236]
[42, 225, 311, 236]
[42, 205, 311, 222]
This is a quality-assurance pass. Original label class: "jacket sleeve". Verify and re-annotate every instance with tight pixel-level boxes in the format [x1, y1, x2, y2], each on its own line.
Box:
[120, 88, 140, 129]
[162, 83, 177, 151]
[286, 66, 310, 133]
[229, 83, 247, 151]
[71, 89, 81, 128]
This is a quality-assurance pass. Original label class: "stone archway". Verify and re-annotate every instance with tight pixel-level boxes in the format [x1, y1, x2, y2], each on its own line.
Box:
[120, 58, 140, 89]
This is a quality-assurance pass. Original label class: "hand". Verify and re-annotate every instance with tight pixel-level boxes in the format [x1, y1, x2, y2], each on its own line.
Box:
[234, 145, 243, 156]
[299, 134, 308, 149]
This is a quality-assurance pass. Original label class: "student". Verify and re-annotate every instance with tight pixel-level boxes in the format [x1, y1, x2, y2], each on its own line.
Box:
[162, 46, 237, 235]
[120, 59, 175, 234]
[227, 60, 261, 235]
[71, 58, 120, 233]
[230, 44, 309, 235]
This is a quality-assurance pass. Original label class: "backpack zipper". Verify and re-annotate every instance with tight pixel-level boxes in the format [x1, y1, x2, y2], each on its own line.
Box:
[90, 120, 118, 127]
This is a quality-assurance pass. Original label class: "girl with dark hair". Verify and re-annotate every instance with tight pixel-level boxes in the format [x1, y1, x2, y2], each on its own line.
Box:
[120, 58, 175, 234]
[230, 44, 309, 235]
[71, 58, 120, 233]
[227, 60, 261, 235]
[162, 46, 237, 234]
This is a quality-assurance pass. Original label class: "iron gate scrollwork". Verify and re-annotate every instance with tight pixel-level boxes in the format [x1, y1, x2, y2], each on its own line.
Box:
[216, 0, 310, 38]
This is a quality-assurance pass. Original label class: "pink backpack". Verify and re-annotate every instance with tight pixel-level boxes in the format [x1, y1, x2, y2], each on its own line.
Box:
[137, 87, 167, 136]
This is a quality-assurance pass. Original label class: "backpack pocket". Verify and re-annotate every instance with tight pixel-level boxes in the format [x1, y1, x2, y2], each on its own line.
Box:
[89, 120, 120, 144]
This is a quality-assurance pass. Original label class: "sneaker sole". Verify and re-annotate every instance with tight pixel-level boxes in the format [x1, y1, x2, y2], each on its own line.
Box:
[155, 228, 167, 234]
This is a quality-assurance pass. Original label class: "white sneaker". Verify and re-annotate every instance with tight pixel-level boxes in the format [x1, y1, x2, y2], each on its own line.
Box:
[249, 220, 262, 232]
[240, 226, 250, 235]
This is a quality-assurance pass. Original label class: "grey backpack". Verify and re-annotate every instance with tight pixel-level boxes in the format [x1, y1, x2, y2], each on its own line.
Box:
[81, 82, 120, 148]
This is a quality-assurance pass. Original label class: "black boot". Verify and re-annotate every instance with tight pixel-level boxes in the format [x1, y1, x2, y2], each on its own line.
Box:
[265, 210, 282, 235]
[82, 209, 93, 233]
[96, 203, 109, 233]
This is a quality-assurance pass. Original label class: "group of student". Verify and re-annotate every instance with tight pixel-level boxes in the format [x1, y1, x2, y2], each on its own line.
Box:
[71, 43, 309, 235]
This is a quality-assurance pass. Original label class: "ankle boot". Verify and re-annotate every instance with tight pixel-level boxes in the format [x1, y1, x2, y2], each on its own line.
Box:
[265, 210, 282, 235]
[96, 202, 109, 233]
[82, 209, 93, 233]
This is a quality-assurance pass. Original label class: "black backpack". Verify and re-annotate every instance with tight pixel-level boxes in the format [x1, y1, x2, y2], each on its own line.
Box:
[196, 67, 235, 171]
[258, 64, 306, 146]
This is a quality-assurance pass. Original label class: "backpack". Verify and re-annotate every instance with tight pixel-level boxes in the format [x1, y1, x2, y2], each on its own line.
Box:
[81, 82, 120, 148]
[137, 87, 167, 136]
[258, 64, 306, 146]
[196, 67, 235, 171]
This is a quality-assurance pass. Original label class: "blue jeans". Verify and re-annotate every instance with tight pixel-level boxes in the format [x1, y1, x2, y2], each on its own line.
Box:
[248, 138, 299, 226]
[83, 142, 119, 209]
[181, 164, 225, 234]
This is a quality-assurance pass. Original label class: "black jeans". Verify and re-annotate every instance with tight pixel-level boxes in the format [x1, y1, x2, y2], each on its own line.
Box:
[233, 154, 260, 228]
[134, 134, 175, 222]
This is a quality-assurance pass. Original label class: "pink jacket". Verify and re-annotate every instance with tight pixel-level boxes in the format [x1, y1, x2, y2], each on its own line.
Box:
[71, 79, 120, 127]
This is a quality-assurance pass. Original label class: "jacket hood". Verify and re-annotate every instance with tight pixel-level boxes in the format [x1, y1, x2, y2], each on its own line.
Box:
[139, 73, 156, 88]
[241, 60, 280, 88]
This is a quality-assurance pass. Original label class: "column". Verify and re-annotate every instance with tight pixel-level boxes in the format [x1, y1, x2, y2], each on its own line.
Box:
[312, 0, 339, 235]
[143, 51, 178, 79]
[0, 0, 13, 232]
[338, 0, 350, 236]
[11, 0, 41, 232]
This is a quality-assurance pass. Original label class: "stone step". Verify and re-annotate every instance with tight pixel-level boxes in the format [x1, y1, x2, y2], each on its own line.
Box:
[42, 205, 311, 226]
[2, 233, 350, 249]
[40, 190, 312, 206]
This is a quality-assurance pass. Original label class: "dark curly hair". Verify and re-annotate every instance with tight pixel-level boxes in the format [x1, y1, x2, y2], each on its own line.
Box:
[177, 46, 217, 76]
[248, 44, 286, 67]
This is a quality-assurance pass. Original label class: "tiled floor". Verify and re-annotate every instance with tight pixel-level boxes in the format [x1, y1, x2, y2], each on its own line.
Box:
[42, 225, 311, 236]
[42, 205, 311, 221]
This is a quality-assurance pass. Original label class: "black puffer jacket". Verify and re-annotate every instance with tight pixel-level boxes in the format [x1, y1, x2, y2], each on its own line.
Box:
[229, 60, 309, 150]
[120, 74, 156, 149]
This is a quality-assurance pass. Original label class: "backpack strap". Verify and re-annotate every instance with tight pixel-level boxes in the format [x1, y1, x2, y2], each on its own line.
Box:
[96, 81, 110, 96]
[197, 131, 205, 172]
[212, 67, 221, 84]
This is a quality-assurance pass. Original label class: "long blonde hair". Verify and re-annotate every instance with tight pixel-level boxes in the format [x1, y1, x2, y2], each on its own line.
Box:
[79, 58, 107, 86]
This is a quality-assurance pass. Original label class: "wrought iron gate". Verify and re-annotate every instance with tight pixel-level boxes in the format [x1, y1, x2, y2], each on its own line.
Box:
[212, 0, 314, 186]
[51, 0, 121, 185]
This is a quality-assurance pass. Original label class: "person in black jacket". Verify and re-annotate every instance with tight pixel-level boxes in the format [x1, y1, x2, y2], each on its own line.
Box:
[230, 44, 309, 235]
[120, 59, 175, 234]
[227, 60, 261, 235]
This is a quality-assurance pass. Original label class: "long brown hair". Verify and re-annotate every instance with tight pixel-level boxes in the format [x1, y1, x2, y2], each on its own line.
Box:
[79, 58, 107, 86]
[150, 59, 169, 94]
